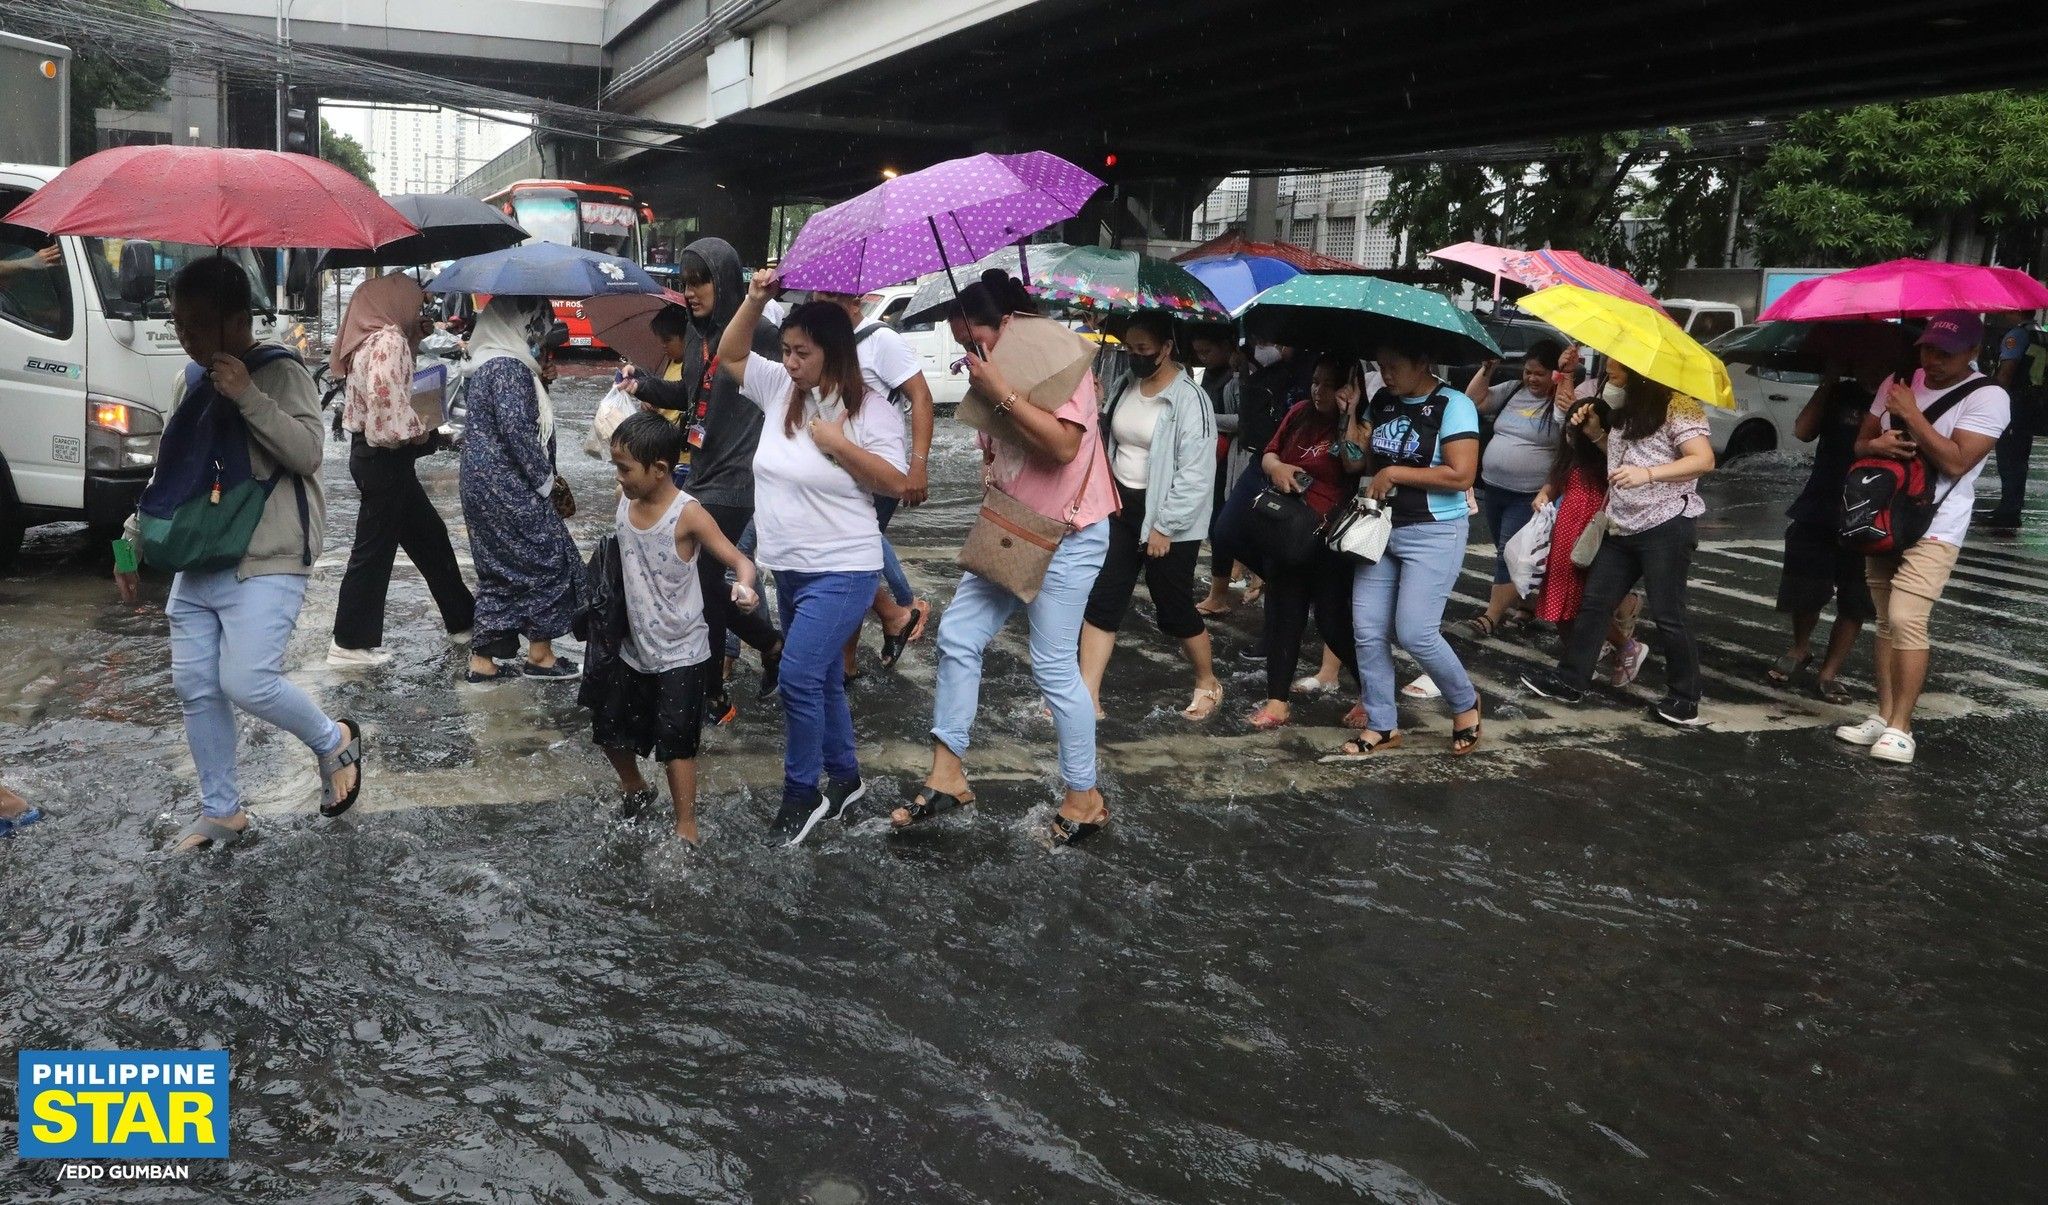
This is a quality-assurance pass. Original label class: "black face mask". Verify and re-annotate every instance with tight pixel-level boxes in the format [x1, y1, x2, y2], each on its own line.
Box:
[1127, 350, 1161, 378]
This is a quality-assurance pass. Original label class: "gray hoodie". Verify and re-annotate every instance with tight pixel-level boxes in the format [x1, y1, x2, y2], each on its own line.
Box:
[124, 344, 326, 580]
[677, 236, 780, 510]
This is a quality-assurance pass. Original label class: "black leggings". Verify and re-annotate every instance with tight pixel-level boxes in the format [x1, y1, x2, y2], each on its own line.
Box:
[1261, 545, 1357, 700]
[699, 500, 782, 673]
[333, 436, 474, 649]
[1084, 482, 1205, 640]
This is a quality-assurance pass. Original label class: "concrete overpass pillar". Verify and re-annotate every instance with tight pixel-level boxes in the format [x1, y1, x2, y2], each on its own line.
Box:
[1246, 176, 1279, 241]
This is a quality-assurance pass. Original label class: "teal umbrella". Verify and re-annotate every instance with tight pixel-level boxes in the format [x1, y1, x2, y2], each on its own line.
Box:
[1242, 274, 1502, 363]
[900, 243, 1228, 324]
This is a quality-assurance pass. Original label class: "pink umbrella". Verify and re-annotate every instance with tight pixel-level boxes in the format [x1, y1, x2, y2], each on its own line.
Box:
[778, 151, 1103, 294]
[1428, 242, 1667, 315]
[1759, 259, 2048, 321]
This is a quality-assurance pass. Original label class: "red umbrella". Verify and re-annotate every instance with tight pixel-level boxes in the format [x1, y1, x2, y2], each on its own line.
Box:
[5, 145, 414, 249]
[583, 289, 690, 372]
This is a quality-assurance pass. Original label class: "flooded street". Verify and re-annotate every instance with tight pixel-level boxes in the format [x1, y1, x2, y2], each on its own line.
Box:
[4, 375, 2047, 1203]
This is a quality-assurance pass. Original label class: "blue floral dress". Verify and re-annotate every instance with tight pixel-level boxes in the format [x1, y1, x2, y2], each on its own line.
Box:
[458, 358, 582, 644]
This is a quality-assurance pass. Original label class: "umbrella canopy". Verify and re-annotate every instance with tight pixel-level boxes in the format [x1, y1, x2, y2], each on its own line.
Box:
[778, 151, 1103, 293]
[1240, 274, 1502, 363]
[317, 194, 527, 270]
[424, 241, 664, 299]
[1182, 253, 1301, 313]
[1429, 241, 1666, 314]
[1715, 319, 1922, 375]
[582, 289, 690, 372]
[5, 145, 414, 249]
[1520, 285, 1735, 409]
[900, 243, 1067, 322]
[897, 243, 1228, 324]
[1172, 231, 1361, 271]
[1758, 258, 2048, 321]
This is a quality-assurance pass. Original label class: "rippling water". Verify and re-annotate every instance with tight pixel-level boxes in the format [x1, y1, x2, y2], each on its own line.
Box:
[4, 377, 2047, 1202]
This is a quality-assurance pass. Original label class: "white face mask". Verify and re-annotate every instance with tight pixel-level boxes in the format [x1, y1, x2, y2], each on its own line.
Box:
[1601, 382, 1628, 407]
[1252, 345, 1283, 368]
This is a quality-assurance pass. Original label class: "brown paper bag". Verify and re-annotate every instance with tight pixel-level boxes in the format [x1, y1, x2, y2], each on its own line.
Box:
[957, 316, 1096, 439]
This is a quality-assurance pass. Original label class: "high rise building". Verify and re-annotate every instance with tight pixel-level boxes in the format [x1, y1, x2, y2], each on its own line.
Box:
[346, 106, 527, 195]
[1190, 171, 1405, 268]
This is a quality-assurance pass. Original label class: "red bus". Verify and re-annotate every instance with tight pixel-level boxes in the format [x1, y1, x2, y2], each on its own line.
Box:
[482, 179, 652, 348]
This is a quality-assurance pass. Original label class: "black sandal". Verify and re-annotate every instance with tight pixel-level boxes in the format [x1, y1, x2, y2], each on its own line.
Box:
[1322, 729, 1403, 761]
[1451, 716, 1483, 756]
[1048, 810, 1107, 846]
[1498, 609, 1536, 635]
[879, 604, 925, 669]
[891, 787, 974, 829]
[318, 719, 365, 818]
[1460, 614, 1495, 638]
[1814, 677, 1851, 705]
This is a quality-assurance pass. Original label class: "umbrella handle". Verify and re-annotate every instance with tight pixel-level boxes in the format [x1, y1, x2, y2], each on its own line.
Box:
[1018, 240, 1030, 286]
[929, 215, 962, 305]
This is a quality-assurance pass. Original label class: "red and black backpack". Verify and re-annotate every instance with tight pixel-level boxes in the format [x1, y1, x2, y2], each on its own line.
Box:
[1839, 378, 1990, 555]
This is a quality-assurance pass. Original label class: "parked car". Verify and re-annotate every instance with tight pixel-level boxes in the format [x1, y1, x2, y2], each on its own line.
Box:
[1701, 323, 1821, 461]
[859, 285, 971, 410]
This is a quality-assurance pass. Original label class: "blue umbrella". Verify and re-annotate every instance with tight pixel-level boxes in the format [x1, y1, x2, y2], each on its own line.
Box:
[423, 241, 663, 298]
[1183, 253, 1301, 313]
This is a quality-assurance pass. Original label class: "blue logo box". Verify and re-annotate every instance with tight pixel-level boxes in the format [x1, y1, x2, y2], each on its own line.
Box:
[17, 1050, 228, 1159]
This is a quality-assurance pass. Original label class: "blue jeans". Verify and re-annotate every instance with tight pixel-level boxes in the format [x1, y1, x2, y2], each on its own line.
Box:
[875, 496, 914, 608]
[931, 518, 1109, 792]
[1352, 519, 1479, 732]
[1481, 485, 1538, 586]
[168, 570, 342, 819]
[775, 569, 881, 804]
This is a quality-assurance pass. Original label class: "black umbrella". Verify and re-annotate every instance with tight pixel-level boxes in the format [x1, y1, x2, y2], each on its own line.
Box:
[316, 194, 528, 270]
[1716, 319, 1921, 376]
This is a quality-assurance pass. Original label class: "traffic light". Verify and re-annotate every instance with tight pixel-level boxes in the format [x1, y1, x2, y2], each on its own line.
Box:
[283, 95, 314, 154]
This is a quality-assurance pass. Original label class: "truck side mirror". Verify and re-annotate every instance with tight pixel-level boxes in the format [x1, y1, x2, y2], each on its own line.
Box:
[117, 241, 156, 307]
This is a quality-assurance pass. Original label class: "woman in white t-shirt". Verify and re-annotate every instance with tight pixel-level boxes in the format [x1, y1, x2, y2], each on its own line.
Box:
[717, 269, 908, 845]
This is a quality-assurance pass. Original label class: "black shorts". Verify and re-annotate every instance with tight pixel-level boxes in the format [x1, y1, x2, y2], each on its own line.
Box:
[588, 659, 709, 762]
[1776, 520, 1876, 622]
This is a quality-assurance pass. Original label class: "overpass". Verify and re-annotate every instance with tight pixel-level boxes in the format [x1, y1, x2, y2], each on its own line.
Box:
[166, 0, 2048, 258]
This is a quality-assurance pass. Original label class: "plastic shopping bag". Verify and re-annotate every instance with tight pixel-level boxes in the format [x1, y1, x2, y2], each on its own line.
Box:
[584, 385, 640, 459]
[1503, 500, 1555, 597]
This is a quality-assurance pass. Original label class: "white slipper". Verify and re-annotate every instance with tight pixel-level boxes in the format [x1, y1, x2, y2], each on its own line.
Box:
[1400, 674, 1441, 700]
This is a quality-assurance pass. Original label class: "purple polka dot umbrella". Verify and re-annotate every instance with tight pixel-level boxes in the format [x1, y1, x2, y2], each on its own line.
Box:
[777, 151, 1104, 294]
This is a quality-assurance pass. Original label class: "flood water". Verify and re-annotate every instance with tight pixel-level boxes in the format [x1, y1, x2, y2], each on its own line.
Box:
[4, 375, 2047, 1203]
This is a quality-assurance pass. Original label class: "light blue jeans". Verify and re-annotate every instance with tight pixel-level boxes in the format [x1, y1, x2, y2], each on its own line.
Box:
[930, 518, 1109, 792]
[1352, 518, 1479, 733]
[775, 569, 882, 805]
[875, 496, 914, 608]
[168, 569, 343, 819]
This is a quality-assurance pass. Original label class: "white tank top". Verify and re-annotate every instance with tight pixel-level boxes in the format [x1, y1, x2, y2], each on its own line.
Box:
[616, 490, 709, 673]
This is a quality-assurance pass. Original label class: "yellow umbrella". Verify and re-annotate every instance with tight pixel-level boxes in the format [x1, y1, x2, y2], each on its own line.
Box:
[1519, 284, 1736, 410]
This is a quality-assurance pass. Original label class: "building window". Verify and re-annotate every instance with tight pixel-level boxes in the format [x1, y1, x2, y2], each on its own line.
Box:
[1324, 216, 1356, 261]
[1289, 217, 1315, 246]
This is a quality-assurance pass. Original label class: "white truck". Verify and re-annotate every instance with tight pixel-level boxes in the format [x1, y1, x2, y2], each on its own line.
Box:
[0, 162, 275, 565]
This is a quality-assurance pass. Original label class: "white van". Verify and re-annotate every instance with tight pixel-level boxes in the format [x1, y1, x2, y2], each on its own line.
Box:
[0, 163, 275, 565]
[859, 284, 970, 410]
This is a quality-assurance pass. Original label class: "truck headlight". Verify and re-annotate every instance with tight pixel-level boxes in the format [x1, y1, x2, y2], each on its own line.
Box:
[86, 397, 165, 471]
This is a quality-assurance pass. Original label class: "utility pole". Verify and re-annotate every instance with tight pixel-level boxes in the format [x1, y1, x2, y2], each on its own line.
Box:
[1721, 166, 1744, 267]
[274, 0, 288, 313]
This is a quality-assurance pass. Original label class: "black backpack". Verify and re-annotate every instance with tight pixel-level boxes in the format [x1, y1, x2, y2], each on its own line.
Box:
[1839, 378, 1990, 555]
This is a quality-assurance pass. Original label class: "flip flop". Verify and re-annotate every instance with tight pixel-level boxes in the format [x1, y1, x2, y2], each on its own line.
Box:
[1451, 715, 1483, 756]
[1322, 729, 1403, 762]
[620, 786, 658, 820]
[879, 604, 925, 669]
[1815, 677, 1852, 705]
[318, 718, 365, 818]
[1292, 675, 1338, 697]
[891, 787, 975, 829]
[1767, 652, 1813, 686]
[174, 815, 246, 851]
[0, 807, 44, 838]
[1401, 675, 1442, 700]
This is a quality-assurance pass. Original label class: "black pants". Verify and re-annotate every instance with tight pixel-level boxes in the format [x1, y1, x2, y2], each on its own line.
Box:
[1208, 451, 1232, 584]
[1557, 514, 1701, 702]
[699, 500, 781, 676]
[1084, 482, 1205, 640]
[1261, 544, 1357, 700]
[1208, 463, 1269, 583]
[333, 436, 474, 650]
[1990, 419, 2035, 526]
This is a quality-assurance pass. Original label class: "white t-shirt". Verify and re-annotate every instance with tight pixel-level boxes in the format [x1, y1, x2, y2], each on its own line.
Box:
[740, 353, 907, 572]
[855, 323, 923, 411]
[1108, 383, 1169, 490]
[1867, 369, 2010, 546]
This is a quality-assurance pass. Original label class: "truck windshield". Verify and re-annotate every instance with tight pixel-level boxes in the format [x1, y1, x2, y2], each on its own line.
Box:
[79, 239, 271, 321]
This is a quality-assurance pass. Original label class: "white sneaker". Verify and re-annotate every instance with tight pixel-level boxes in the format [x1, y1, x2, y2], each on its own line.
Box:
[327, 642, 392, 668]
[1834, 714, 1888, 746]
[1869, 728, 1916, 764]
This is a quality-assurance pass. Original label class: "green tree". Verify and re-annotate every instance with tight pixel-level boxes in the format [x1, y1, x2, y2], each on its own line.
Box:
[68, 0, 172, 161]
[1751, 91, 2048, 269]
[319, 118, 375, 187]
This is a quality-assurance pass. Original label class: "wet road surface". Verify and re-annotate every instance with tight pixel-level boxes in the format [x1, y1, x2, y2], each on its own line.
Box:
[3, 376, 2047, 1203]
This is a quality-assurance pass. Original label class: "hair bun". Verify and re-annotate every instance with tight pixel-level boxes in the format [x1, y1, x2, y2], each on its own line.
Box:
[979, 268, 1011, 289]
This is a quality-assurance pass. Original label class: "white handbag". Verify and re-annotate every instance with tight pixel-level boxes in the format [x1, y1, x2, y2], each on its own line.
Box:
[1325, 494, 1393, 563]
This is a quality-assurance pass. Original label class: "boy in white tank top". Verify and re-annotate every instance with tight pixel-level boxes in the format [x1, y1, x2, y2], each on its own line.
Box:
[593, 413, 760, 842]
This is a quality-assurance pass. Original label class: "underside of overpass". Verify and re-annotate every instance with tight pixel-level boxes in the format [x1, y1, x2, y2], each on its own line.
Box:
[603, 0, 2048, 207]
